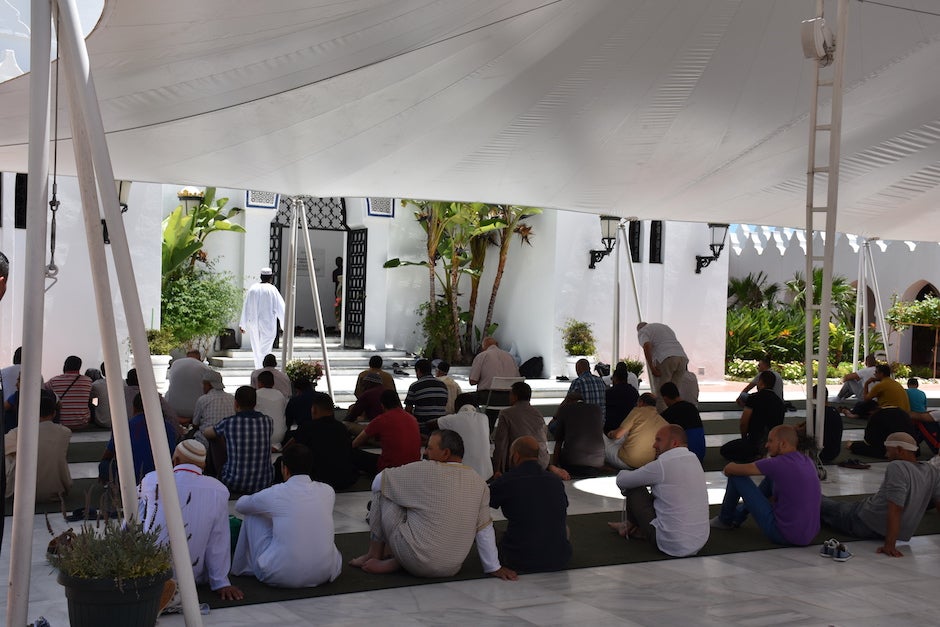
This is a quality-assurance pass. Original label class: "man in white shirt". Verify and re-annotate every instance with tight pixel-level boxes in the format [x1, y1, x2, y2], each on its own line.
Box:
[165, 350, 210, 421]
[838, 354, 878, 400]
[249, 353, 292, 399]
[139, 440, 243, 605]
[432, 393, 493, 479]
[232, 443, 343, 588]
[608, 424, 710, 557]
[469, 337, 520, 393]
[637, 322, 689, 412]
[254, 370, 288, 450]
[240, 268, 286, 370]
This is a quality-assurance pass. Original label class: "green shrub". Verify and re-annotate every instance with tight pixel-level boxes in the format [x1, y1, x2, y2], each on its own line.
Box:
[726, 358, 758, 380]
[162, 268, 243, 354]
[619, 357, 644, 378]
[561, 319, 596, 356]
[892, 362, 911, 379]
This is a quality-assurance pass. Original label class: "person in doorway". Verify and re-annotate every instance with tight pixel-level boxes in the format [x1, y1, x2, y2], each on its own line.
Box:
[240, 267, 286, 369]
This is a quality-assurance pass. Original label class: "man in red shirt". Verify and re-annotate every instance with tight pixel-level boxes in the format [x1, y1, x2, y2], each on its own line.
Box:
[351, 390, 421, 475]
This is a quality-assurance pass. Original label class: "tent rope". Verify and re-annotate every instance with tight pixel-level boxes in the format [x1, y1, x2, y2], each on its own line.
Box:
[46, 12, 61, 280]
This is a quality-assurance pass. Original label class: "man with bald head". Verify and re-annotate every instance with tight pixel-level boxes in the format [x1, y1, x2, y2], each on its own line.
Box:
[608, 425, 709, 557]
[637, 321, 689, 412]
[821, 432, 940, 557]
[489, 436, 572, 572]
[469, 337, 519, 394]
[711, 425, 821, 546]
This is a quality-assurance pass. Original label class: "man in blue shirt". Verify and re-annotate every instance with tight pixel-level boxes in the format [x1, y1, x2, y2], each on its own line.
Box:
[207, 386, 273, 495]
[99, 393, 177, 485]
[567, 359, 606, 423]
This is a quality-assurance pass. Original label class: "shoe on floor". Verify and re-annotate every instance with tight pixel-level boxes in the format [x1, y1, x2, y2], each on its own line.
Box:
[833, 543, 853, 562]
[820, 538, 838, 558]
[709, 515, 736, 530]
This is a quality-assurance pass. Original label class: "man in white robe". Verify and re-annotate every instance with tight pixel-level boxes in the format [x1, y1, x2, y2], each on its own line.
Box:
[232, 443, 343, 588]
[239, 268, 286, 369]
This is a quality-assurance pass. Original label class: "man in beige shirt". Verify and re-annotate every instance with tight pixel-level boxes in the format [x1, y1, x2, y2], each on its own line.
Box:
[349, 429, 517, 580]
[605, 393, 668, 469]
[5, 389, 72, 501]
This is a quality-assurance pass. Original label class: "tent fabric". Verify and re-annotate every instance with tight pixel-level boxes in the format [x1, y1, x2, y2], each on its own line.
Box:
[0, 0, 939, 240]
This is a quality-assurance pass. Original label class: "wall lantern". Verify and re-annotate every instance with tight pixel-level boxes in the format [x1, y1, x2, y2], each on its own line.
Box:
[588, 215, 622, 269]
[177, 186, 205, 213]
[694, 223, 729, 274]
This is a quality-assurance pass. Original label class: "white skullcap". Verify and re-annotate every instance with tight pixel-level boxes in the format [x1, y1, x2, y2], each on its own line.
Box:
[175, 439, 207, 466]
[884, 432, 918, 452]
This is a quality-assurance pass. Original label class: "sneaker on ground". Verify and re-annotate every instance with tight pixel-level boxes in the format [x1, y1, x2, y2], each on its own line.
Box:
[819, 538, 838, 558]
[709, 515, 736, 530]
[833, 543, 853, 562]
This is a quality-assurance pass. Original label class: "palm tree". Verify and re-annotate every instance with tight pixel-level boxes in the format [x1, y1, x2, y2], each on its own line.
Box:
[785, 268, 856, 325]
[728, 271, 780, 310]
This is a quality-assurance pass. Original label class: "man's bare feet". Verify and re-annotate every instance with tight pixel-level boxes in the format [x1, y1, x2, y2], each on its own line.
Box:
[607, 521, 629, 537]
[361, 557, 401, 574]
[349, 553, 375, 568]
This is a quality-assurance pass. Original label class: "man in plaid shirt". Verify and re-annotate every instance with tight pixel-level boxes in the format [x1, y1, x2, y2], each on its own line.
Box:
[207, 386, 273, 495]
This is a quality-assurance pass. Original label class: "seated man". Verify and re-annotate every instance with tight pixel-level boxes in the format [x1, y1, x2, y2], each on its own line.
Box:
[349, 429, 517, 581]
[720, 371, 784, 463]
[165, 350, 210, 421]
[906, 377, 928, 414]
[609, 425, 709, 557]
[435, 361, 462, 414]
[285, 392, 359, 490]
[232, 443, 343, 587]
[45, 355, 93, 430]
[254, 370, 288, 450]
[99, 393, 178, 486]
[139, 440, 243, 604]
[206, 386, 274, 495]
[432, 392, 493, 479]
[549, 395, 605, 476]
[351, 389, 421, 475]
[249, 353, 293, 399]
[711, 425, 821, 547]
[192, 370, 236, 472]
[847, 407, 914, 459]
[489, 436, 572, 572]
[842, 364, 910, 420]
[493, 382, 569, 480]
[345, 372, 386, 428]
[799, 385, 843, 464]
[604, 363, 639, 433]
[821, 432, 940, 557]
[567, 358, 607, 424]
[837, 354, 877, 401]
[737, 357, 783, 406]
[404, 359, 449, 433]
[354, 355, 397, 398]
[5, 389, 72, 501]
[659, 382, 705, 462]
[605, 393, 668, 470]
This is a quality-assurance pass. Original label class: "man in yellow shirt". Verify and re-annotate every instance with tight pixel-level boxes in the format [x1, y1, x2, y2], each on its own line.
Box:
[864, 365, 910, 411]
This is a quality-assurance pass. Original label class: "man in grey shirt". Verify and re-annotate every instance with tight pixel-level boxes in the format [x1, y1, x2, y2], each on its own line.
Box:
[820, 431, 940, 557]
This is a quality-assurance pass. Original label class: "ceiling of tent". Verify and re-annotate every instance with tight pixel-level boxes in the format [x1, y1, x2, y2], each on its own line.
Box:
[0, 0, 938, 240]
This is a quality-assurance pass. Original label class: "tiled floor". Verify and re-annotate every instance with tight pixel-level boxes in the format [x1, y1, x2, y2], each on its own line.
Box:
[1, 407, 926, 626]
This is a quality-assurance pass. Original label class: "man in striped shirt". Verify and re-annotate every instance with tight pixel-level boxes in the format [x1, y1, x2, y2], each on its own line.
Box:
[404, 359, 449, 434]
[45, 355, 93, 430]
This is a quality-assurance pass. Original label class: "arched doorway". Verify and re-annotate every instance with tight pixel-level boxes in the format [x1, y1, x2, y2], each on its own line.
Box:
[910, 283, 939, 368]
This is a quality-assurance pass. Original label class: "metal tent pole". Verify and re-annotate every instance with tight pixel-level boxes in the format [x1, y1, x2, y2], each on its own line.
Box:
[852, 239, 865, 367]
[6, 1, 51, 623]
[612, 221, 622, 365]
[62, 51, 137, 513]
[299, 212, 334, 397]
[623, 221, 642, 323]
[55, 0, 201, 622]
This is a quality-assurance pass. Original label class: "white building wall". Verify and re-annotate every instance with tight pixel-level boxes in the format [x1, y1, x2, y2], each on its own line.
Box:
[0, 173, 162, 378]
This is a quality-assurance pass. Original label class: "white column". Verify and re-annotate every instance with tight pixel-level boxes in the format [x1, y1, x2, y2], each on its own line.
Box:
[54, 0, 202, 623]
[6, 1, 51, 624]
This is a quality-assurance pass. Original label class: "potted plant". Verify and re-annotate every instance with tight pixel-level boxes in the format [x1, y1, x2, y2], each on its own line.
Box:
[285, 359, 324, 388]
[48, 519, 172, 627]
[143, 328, 177, 386]
[619, 356, 645, 385]
[561, 318, 596, 377]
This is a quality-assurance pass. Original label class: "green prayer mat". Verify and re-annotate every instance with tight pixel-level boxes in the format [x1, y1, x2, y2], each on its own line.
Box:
[199, 496, 940, 609]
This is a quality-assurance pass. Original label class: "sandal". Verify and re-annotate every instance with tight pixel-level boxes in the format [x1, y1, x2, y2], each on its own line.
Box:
[838, 458, 871, 470]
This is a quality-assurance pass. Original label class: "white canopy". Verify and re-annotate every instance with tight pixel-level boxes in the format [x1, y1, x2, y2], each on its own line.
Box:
[0, 0, 938, 240]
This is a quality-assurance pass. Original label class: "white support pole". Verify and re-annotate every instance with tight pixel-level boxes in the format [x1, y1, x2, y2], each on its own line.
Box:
[54, 0, 202, 623]
[62, 51, 137, 513]
[860, 241, 869, 358]
[852, 239, 865, 366]
[622, 221, 642, 322]
[864, 243, 890, 359]
[282, 198, 299, 365]
[6, 0, 51, 623]
[299, 212, 334, 397]
[339, 230, 348, 347]
[612, 222, 622, 366]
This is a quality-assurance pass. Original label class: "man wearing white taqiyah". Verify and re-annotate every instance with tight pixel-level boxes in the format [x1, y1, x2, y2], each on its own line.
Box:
[139, 439, 243, 608]
[240, 267, 286, 370]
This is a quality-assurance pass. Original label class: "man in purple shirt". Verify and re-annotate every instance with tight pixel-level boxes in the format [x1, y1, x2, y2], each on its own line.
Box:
[711, 424, 821, 546]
